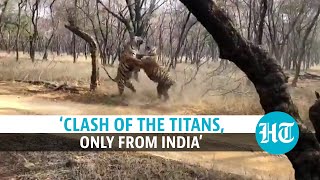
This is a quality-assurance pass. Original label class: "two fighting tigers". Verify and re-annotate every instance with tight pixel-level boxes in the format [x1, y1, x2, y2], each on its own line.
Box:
[102, 36, 175, 101]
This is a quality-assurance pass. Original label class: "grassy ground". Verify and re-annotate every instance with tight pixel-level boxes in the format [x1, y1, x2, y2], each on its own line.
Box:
[1, 51, 318, 120]
[0, 152, 248, 180]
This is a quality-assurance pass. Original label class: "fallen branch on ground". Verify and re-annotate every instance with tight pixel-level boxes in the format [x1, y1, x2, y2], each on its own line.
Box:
[299, 72, 320, 80]
[14, 79, 57, 87]
[14, 80, 81, 94]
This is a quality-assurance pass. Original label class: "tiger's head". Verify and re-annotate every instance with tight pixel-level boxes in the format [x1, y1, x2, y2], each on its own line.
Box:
[123, 44, 138, 58]
[145, 46, 157, 56]
[129, 36, 144, 50]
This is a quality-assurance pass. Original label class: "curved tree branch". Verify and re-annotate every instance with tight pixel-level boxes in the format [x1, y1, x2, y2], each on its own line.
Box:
[179, 0, 320, 179]
[65, 24, 99, 91]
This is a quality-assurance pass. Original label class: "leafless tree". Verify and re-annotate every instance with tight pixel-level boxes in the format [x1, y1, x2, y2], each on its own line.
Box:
[29, 0, 40, 62]
[42, 0, 57, 61]
[65, 15, 99, 91]
[15, 0, 26, 61]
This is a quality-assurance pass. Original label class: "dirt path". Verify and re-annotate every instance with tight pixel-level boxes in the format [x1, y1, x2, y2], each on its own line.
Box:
[0, 81, 294, 179]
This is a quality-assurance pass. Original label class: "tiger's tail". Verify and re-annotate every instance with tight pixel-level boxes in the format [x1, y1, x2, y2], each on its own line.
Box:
[170, 79, 177, 89]
[133, 70, 140, 82]
[101, 65, 117, 82]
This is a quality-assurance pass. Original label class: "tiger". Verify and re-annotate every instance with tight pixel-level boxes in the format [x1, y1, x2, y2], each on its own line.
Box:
[309, 91, 320, 142]
[102, 36, 144, 95]
[138, 46, 175, 101]
[127, 36, 144, 83]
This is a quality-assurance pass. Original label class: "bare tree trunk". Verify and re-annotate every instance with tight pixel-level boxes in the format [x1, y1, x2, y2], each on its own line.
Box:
[72, 0, 78, 63]
[29, 35, 36, 62]
[22, 41, 26, 54]
[30, 0, 40, 63]
[43, 0, 57, 61]
[56, 36, 61, 56]
[174, 12, 197, 66]
[42, 34, 54, 61]
[292, 7, 320, 87]
[247, 0, 252, 40]
[179, 0, 320, 179]
[15, 0, 25, 62]
[65, 24, 99, 91]
[256, 0, 267, 45]
[84, 43, 88, 59]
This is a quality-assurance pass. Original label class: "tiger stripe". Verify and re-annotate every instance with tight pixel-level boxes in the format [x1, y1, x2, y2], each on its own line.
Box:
[139, 46, 175, 101]
[102, 39, 144, 96]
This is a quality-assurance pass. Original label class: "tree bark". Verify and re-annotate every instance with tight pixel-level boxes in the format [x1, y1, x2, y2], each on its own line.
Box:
[65, 24, 99, 91]
[30, 0, 40, 63]
[310, 92, 320, 143]
[42, 0, 57, 61]
[29, 35, 36, 62]
[42, 34, 54, 61]
[256, 0, 267, 45]
[72, 0, 78, 63]
[179, 0, 320, 179]
[15, 0, 25, 62]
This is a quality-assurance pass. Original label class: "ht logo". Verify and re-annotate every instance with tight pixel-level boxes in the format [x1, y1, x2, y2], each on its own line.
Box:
[255, 112, 299, 155]
[259, 122, 295, 144]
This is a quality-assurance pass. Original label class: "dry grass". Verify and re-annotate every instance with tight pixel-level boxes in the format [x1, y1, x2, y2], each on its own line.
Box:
[0, 53, 318, 122]
[1, 51, 319, 119]
[1, 51, 319, 123]
[0, 52, 93, 84]
[0, 151, 247, 180]
[0, 51, 259, 107]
